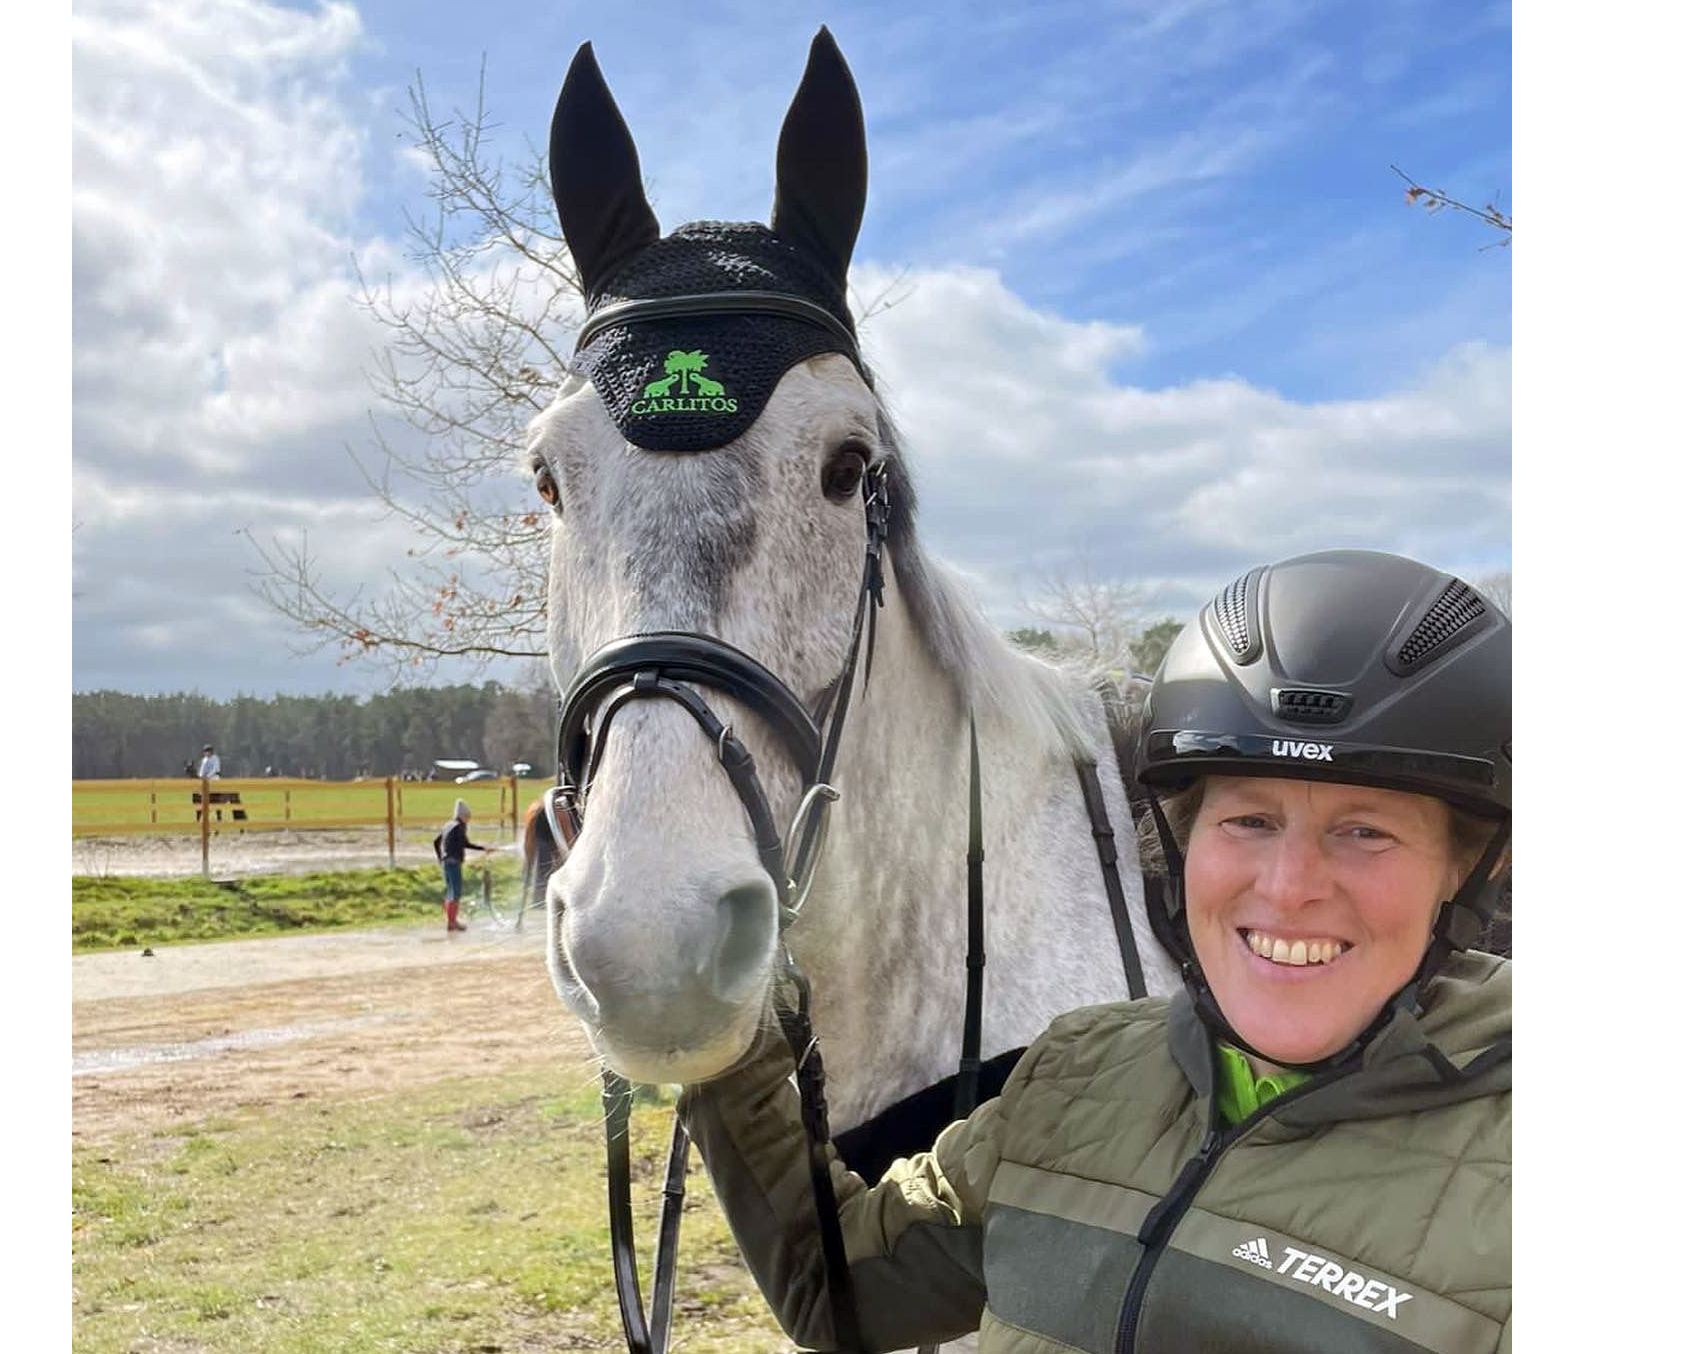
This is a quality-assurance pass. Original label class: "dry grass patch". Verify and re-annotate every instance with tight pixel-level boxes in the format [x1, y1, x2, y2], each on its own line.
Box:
[73, 1069, 786, 1354]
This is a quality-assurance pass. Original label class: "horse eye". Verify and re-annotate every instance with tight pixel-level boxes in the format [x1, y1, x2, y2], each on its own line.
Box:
[821, 446, 867, 501]
[534, 463, 560, 508]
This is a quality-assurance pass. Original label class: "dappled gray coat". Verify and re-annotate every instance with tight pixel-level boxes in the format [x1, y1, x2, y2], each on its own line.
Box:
[679, 953, 1510, 1353]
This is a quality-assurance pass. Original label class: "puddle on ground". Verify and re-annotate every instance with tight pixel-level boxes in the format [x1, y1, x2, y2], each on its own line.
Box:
[72, 1014, 402, 1077]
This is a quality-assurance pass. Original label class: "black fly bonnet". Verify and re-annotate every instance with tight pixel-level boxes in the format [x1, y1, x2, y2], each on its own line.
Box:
[554, 26, 870, 452]
[571, 223, 869, 451]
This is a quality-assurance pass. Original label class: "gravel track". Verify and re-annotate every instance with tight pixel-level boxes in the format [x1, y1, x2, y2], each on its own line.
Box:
[71, 919, 594, 1145]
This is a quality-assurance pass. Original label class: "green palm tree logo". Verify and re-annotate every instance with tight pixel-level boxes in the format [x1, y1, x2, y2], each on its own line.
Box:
[666, 349, 707, 394]
[637, 350, 734, 409]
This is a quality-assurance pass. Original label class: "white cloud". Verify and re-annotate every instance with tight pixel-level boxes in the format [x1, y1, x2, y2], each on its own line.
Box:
[73, 0, 371, 476]
[855, 262, 1510, 621]
[69, 0, 1509, 696]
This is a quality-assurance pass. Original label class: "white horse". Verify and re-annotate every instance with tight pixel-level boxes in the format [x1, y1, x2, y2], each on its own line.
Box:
[532, 29, 1181, 1162]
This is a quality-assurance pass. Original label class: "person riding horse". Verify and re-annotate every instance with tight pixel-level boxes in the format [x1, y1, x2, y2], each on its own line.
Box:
[677, 549, 1512, 1353]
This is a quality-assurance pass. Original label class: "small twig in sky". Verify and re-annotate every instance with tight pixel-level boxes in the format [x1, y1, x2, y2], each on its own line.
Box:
[1391, 164, 1511, 250]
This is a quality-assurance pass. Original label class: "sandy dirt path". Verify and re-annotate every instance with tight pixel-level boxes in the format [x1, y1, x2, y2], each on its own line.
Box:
[72, 921, 596, 1145]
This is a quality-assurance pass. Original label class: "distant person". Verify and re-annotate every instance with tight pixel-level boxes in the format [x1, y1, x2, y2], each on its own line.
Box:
[195, 743, 225, 822]
[434, 798, 491, 933]
[193, 743, 246, 823]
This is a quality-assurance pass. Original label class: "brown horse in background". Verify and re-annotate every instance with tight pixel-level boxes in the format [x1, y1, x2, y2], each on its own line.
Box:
[519, 796, 565, 929]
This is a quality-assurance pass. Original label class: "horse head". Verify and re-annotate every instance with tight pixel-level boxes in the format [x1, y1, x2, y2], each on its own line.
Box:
[528, 31, 910, 1084]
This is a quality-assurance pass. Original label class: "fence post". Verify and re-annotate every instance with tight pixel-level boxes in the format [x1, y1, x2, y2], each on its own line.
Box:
[200, 775, 211, 879]
[509, 774, 519, 840]
[149, 785, 157, 826]
[386, 776, 396, 869]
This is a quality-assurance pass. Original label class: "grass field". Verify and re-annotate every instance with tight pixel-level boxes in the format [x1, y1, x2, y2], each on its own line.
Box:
[71, 858, 528, 952]
[72, 1070, 784, 1354]
[72, 778, 558, 838]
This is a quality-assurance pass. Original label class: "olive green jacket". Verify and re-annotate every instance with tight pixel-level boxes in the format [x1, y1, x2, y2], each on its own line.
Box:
[678, 952, 1510, 1353]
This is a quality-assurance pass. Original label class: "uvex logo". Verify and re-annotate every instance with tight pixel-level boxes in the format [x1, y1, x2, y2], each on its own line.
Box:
[1271, 739, 1333, 761]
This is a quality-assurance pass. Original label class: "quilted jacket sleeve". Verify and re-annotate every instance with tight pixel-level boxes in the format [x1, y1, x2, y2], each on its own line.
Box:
[679, 1025, 1033, 1352]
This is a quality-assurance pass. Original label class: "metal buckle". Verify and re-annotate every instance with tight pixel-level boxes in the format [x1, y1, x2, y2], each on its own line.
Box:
[541, 783, 578, 854]
[780, 782, 841, 921]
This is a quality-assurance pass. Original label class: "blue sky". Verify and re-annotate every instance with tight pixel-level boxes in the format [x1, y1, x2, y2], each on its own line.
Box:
[341, 0, 1510, 400]
[71, 0, 1511, 696]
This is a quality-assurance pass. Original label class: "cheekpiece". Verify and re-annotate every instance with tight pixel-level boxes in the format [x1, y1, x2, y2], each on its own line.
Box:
[570, 222, 864, 452]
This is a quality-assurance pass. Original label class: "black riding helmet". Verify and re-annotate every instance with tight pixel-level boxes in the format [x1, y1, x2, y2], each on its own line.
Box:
[1135, 549, 1511, 1073]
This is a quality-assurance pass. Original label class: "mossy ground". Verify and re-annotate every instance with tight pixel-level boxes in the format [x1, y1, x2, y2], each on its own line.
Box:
[72, 858, 526, 952]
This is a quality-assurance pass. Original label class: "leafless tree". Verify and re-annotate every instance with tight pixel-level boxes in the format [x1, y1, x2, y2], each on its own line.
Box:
[249, 67, 575, 680]
[1019, 557, 1161, 675]
[1473, 568, 1511, 617]
[480, 661, 558, 771]
[249, 65, 911, 683]
[1392, 164, 1511, 249]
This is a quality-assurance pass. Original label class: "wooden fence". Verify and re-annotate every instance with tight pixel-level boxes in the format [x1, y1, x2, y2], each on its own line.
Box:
[71, 776, 554, 877]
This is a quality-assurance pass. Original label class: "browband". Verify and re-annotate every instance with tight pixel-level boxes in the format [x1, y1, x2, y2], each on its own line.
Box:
[575, 290, 871, 386]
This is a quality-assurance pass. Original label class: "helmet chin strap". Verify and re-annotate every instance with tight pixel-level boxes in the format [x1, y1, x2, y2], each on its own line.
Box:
[1146, 795, 1510, 1078]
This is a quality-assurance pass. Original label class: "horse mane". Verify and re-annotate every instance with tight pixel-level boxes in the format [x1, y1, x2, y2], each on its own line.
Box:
[875, 403, 1099, 762]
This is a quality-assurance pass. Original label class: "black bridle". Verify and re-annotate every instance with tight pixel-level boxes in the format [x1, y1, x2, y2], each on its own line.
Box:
[539, 450, 889, 1354]
[536, 290, 1148, 1354]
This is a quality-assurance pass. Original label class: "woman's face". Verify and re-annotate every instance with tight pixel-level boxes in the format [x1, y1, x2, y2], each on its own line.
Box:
[1183, 776, 1462, 1067]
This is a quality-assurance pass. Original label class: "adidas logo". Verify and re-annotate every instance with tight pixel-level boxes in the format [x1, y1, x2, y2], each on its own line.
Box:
[1231, 1237, 1273, 1268]
[1229, 1237, 1415, 1318]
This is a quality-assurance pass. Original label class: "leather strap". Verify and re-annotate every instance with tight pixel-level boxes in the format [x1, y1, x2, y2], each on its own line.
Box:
[954, 716, 986, 1118]
[1076, 761, 1148, 1001]
[560, 632, 823, 780]
[561, 472, 888, 1354]
[778, 982, 863, 1352]
[575, 289, 870, 386]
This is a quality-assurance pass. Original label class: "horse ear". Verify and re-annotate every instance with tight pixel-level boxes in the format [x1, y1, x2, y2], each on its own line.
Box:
[549, 42, 660, 299]
[770, 27, 867, 290]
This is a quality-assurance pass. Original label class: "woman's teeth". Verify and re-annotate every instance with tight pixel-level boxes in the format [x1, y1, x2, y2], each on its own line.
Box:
[1244, 930, 1349, 966]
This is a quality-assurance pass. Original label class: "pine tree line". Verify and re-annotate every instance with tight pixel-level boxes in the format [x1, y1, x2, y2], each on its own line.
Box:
[71, 684, 557, 781]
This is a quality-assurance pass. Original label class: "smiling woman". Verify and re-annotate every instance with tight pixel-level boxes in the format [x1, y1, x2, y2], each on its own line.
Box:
[680, 548, 1512, 1353]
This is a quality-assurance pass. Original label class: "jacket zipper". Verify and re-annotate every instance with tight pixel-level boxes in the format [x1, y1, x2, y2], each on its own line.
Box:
[1112, 1066, 1347, 1353]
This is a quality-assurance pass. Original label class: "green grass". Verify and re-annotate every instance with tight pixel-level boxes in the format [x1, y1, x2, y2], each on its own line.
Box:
[71, 858, 527, 952]
[72, 1069, 786, 1354]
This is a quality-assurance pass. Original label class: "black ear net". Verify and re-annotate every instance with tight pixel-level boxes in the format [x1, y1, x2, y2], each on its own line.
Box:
[550, 43, 661, 297]
[771, 27, 868, 288]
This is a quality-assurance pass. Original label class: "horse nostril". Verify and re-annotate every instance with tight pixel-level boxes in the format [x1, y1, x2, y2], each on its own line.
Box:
[711, 877, 777, 1004]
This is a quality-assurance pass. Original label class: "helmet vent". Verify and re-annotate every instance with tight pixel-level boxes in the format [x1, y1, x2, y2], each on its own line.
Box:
[1395, 580, 1486, 671]
[1212, 571, 1259, 660]
[1274, 688, 1352, 724]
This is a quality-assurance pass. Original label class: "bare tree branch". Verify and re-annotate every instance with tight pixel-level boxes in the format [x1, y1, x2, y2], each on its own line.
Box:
[245, 64, 577, 677]
[1019, 556, 1159, 674]
[248, 62, 916, 678]
[1472, 568, 1511, 617]
[1391, 164, 1512, 249]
